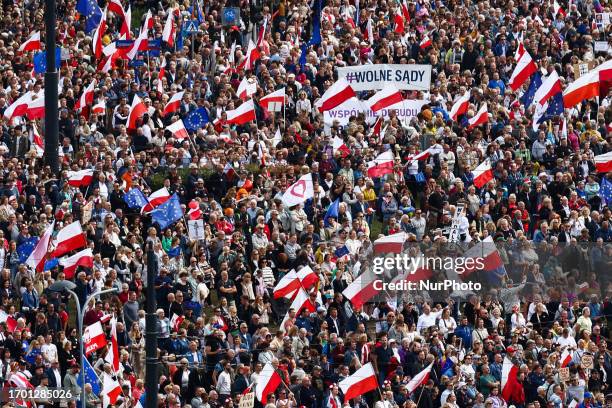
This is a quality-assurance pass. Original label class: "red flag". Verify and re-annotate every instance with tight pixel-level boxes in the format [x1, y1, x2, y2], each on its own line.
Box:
[339, 363, 378, 400]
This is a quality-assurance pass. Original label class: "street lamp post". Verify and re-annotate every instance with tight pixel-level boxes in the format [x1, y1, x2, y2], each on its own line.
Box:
[44, 0, 59, 175]
[49, 281, 118, 408]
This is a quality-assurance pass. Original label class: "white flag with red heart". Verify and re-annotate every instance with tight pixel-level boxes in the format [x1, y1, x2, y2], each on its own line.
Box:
[282, 173, 314, 208]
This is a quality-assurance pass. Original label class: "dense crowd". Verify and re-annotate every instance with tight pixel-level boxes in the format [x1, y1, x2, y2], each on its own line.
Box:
[0, 0, 610, 407]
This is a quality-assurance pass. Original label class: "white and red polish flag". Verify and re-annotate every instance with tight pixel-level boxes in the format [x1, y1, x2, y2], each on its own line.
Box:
[472, 159, 494, 189]
[315, 78, 356, 112]
[282, 173, 314, 207]
[339, 363, 378, 400]
[126, 26, 148, 60]
[162, 9, 175, 46]
[401, 0, 411, 21]
[366, 84, 403, 113]
[449, 91, 470, 121]
[18, 31, 41, 53]
[367, 150, 395, 178]
[563, 60, 612, 108]
[369, 116, 384, 139]
[75, 80, 96, 111]
[514, 39, 525, 61]
[157, 57, 166, 94]
[373, 231, 407, 254]
[461, 236, 504, 278]
[419, 34, 432, 49]
[237, 77, 257, 101]
[105, 317, 120, 372]
[560, 348, 572, 367]
[3, 91, 33, 120]
[236, 40, 261, 71]
[92, 99, 106, 115]
[163, 91, 184, 116]
[59, 248, 94, 279]
[467, 103, 489, 130]
[333, 136, 351, 158]
[594, 151, 612, 173]
[67, 169, 94, 187]
[166, 119, 189, 140]
[30, 123, 44, 157]
[187, 201, 202, 220]
[501, 356, 519, 402]
[141, 187, 171, 213]
[51, 221, 87, 258]
[25, 221, 54, 273]
[534, 70, 562, 106]
[84, 321, 107, 356]
[255, 363, 283, 403]
[102, 372, 122, 407]
[365, 18, 374, 45]
[405, 363, 434, 394]
[8, 372, 34, 389]
[393, 9, 405, 33]
[260, 88, 285, 112]
[92, 7, 107, 59]
[553, 0, 566, 17]
[508, 50, 537, 91]
[342, 271, 379, 309]
[108, 0, 129, 38]
[121, 5, 131, 39]
[170, 313, 185, 331]
[127, 94, 147, 129]
[257, 17, 268, 48]
[407, 145, 444, 164]
[25, 94, 45, 120]
[226, 99, 256, 125]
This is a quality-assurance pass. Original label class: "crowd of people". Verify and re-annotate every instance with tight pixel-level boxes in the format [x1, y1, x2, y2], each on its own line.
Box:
[0, 0, 610, 407]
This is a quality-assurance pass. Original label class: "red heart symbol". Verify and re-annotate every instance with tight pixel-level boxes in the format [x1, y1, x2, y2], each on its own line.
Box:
[290, 180, 306, 198]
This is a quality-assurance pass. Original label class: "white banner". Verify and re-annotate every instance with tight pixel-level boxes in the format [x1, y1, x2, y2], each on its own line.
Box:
[324, 98, 428, 126]
[337, 64, 432, 91]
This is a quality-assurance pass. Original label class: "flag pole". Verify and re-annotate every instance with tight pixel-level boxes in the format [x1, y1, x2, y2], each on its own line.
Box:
[415, 386, 426, 407]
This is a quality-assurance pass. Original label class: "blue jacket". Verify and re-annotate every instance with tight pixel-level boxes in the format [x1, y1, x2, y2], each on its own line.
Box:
[21, 289, 39, 309]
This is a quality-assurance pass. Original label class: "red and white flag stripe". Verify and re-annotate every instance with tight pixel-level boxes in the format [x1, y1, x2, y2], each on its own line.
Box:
[237, 77, 257, 101]
[315, 78, 356, 112]
[501, 356, 519, 402]
[260, 87, 285, 112]
[406, 363, 434, 394]
[560, 348, 572, 367]
[75, 80, 97, 111]
[373, 231, 407, 254]
[92, 99, 106, 114]
[163, 91, 184, 116]
[449, 91, 470, 121]
[166, 119, 189, 140]
[59, 248, 94, 279]
[3, 91, 33, 120]
[102, 372, 122, 407]
[25, 95, 45, 120]
[84, 321, 107, 356]
[92, 7, 107, 59]
[472, 159, 494, 189]
[105, 317, 120, 372]
[468, 103, 488, 130]
[162, 9, 175, 46]
[255, 363, 283, 403]
[366, 84, 403, 113]
[563, 59, 612, 108]
[141, 187, 171, 213]
[67, 169, 94, 187]
[25, 221, 55, 273]
[226, 99, 256, 125]
[18, 31, 42, 53]
[367, 150, 395, 178]
[594, 152, 612, 173]
[342, 271, 378, 309]
[508, 50, 537, 91]
[419, 34, 432, 49]
[9, 372, 35, 389]
[127, 94, 147, 129]
[52, 221, 87, 258]
[338, 363, 378, 400]
[534, 71, 562, 106]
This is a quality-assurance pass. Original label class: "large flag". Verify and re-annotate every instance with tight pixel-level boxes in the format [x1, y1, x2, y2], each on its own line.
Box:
[60, 248, 94, 279]
[124, 188, 148, 209]
[101, 372, 122, 407]
[25, 221, 55, 272]
[339, 363, 378, 400]
[17, 237, 39, 264]
[508, 50, 537, 91]
[323, 198, 340, 227]
[449, 91, 470, 121]
[534, 71, 562, 106]
[84, 321, 107, 355]
[163, 91, 184, 116]
[342, 271, 378, 309]
[405, 363, 434, 394]
[183, 107, 210, 131]
[3, 91, 33, 120]
[472, 159, 494, 188]
[259, 88, 286, 112]
[166, 119, 189, 140]
[273, 269, 299, 299]
[367, 150, 395, 178]
[282, 173, 314, 207]
[226, 100, 256, 125]
[467, 103, 488, 130]
[127, 94, 147, 128]
[594, 152, 612, 173]
[141, 187, 171, 213]
[332, 136, 350, 158]
[151, 194, 184, 229]
[75, 80, 97, 111]
[237, 77, 257, 101]
[92, 7, 107, 59]
[255, 363, 283, 403]
[501, 356, 519, 402]
[521, 71, 543, 108]
[366, 84, 403, 113]
[105, 317, 120, 372]
[51, 221, 87, 258]
[315, 78, 356, 112]
[373, 232, 407, 254]
[76, 0, 103, 33]
[78, 355, 101, 395]
[8, 372, 34, 389]
[19, 31, 42, 52]
[563, 59, 612, 108]
[67, 169, 95, 187]
[461, 236, 504, 278]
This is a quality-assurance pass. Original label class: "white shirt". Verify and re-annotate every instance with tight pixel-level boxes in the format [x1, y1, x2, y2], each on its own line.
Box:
[416, 310, 443, 332]
[216, 371, 232, 395]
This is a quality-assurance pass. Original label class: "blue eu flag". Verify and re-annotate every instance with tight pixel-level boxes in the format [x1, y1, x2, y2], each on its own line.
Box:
[600, 177, 612, 205]
[77, 356, 100, 399]
[334, 245, 350, 258]
[184, 107, 210, 132]
[520, 72, 542, 108]
[44, 258, 60, 271]
[152, 194, 184, 229]
[167, 246, 181, 257]
[323, 198, 340, 227]
[33, 49, 62, 74]
[77, 0, 103, 34]
[124, 188, 149, 210]
[17, 237, 39, 264]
